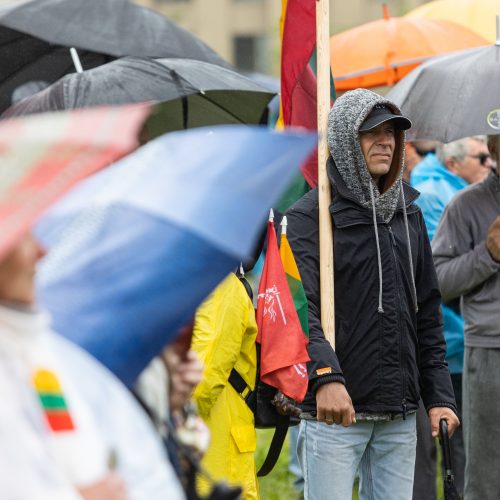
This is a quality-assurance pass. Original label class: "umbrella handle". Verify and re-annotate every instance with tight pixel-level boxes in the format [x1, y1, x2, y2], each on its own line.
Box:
[439, 418, 453, 475]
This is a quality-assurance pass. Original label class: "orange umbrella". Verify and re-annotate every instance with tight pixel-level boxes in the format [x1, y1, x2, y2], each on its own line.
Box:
[331, 4, 488, 91]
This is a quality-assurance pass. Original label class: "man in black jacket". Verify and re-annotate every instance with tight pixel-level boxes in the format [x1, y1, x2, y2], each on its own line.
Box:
[287, 89, 459, 500]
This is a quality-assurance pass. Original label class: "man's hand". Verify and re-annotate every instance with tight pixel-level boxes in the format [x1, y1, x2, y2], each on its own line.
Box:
[77, 472, 128, 500]
[486, 216, 500, 262]
[428, 407, 460, 438]
[316, 382, 356, 426]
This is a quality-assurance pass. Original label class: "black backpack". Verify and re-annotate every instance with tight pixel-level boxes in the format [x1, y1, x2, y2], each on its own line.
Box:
[229, 272, 299, 477]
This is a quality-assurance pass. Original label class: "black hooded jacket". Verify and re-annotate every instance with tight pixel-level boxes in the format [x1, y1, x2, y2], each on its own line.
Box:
[286, 89, 456, 416]
[287, 162, 456, 415]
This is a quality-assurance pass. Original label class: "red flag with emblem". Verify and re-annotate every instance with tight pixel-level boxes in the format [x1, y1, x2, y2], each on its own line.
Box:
[256, 218, 309, 402]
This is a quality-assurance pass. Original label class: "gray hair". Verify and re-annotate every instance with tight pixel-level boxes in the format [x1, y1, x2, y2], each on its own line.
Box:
[437, 136, 487, 164]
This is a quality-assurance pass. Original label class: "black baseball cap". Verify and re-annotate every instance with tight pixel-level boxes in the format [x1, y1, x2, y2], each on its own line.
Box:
[359, 104, 412, 132]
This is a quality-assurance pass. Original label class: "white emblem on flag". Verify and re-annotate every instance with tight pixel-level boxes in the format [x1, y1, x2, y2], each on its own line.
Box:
[293, 363, 307, 378]
[258, 284, 287, 325]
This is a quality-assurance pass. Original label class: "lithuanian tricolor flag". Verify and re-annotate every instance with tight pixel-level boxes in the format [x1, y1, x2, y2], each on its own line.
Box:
[33, 368, 75, 432]
[280, 216, 309, 336]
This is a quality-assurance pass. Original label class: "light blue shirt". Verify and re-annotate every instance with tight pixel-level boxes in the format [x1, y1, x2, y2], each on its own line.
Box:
[411, 153, 468, 373]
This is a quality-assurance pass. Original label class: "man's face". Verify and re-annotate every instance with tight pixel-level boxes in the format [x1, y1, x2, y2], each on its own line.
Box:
[451, 139, 492, 184]
[359, 122, 396, 180]
[0, 234, 45, 305]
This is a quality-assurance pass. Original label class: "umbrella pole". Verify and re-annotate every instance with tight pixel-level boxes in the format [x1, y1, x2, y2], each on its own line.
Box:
[316, 0, 335, 349]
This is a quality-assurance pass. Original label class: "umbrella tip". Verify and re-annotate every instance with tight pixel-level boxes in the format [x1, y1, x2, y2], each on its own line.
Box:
[382, 3, 390, 20]
[269, 208, 274, 222]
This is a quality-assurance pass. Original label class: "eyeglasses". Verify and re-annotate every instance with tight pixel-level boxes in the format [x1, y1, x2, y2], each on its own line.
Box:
[467, 153, 491, 166]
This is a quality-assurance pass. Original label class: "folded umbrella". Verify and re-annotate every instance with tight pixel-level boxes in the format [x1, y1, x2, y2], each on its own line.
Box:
[2, 56, 274, 131]
[387, 43, 500, 142]
[0, 103, 151, 260]
[439, 419, 461, 500]
[35, 125, 317, 386]
[0, 0, 229, 113]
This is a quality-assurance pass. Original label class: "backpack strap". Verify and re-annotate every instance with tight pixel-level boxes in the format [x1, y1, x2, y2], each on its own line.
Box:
[228, 368, 290, 477]
[228, 368, 256, 412]
[257, 413, 290, 477]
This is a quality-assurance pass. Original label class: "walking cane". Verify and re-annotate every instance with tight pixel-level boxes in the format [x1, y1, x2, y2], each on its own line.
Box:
[439, 419, 461, 500]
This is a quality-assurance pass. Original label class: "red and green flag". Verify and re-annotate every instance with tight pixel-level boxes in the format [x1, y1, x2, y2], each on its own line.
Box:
[279, 216, 309, 336]
[256, 215, 309, 402]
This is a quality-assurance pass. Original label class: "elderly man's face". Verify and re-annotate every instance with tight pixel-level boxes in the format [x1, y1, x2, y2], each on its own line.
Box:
[0, 234, 45, 305]
[453, 139, 492, 184]
[359, 122, 396, 180]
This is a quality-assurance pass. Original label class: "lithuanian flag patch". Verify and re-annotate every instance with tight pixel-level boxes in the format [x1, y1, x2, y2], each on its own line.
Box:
[32, 369, 75, 432]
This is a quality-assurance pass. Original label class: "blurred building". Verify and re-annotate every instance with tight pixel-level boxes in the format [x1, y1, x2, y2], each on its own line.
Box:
[135, 0, 430, 75]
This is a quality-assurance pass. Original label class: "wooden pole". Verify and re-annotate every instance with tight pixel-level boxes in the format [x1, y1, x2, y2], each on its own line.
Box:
[316, 0, 335, 348]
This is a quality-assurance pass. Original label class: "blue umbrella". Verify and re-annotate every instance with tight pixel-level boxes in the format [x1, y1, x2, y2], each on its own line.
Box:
[35, 125, 316, 386]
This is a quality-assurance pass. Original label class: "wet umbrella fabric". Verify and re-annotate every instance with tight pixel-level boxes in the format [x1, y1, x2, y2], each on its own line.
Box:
[2, 57, 274, 131]
[35, 125, 317, 387]
[0, 0, 229, 113]
[387, 44, 500, 142]
[0, 103, 151, 260]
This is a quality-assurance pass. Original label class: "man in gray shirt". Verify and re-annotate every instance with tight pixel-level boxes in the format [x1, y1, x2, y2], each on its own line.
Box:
[432, 136, 500, 500]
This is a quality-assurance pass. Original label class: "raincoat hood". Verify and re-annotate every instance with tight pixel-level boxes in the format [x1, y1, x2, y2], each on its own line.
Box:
[327, 88, 407, 222]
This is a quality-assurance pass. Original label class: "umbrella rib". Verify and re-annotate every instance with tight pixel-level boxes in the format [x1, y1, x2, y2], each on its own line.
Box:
[200, 92, 248, 124]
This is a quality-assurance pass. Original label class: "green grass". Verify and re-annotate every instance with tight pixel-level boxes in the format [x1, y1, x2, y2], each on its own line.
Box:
[256, 430, 445, 500]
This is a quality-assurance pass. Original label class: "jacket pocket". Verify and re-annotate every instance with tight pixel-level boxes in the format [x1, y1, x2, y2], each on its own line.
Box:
[230, 424, 256, 453]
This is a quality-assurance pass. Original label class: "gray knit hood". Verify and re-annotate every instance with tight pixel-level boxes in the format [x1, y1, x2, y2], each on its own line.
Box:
[327, 88, 406, 223]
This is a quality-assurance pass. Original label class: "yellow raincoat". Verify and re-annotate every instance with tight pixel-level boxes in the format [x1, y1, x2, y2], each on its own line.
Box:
[192, 273, 258, 499]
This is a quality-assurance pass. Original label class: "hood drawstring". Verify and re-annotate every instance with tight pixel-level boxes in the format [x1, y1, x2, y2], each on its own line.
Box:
[369, 182, 384, 314]
[400, 180, 419, 313]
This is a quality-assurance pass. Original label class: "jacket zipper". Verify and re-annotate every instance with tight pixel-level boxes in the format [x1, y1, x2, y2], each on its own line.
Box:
[387, 224, 408, 419]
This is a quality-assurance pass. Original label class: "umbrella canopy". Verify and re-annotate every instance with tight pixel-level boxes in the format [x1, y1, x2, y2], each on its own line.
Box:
[406, 0, 499, 44]
[35, 125, 317, 386]
[386, 44, 500, 142]
[2, 57, 274, 130]
[0, 103, 151, 260]
[331, 4, 488, 90]
[0, 0, 229, 113]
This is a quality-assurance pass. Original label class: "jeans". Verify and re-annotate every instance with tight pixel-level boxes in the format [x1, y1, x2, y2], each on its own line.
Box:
[289, 424, 304, 492]
[298, 414, 417, 500]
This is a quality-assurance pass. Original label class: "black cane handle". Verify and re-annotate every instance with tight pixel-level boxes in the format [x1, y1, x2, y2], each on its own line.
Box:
[439, 418, 453, 473]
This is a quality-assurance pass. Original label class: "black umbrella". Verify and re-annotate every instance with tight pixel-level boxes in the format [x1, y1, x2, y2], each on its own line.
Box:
[2, 57, 275, 134]
[439, 419, 461, 500]
[386, 43, 500, 142]
[0, 0, 229, 113]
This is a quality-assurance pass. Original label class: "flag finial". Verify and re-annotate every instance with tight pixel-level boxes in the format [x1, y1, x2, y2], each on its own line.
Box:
[281, 215, 288, 235]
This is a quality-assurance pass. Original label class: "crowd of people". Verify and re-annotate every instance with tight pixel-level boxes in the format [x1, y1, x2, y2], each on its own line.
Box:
[2, 75, 499, 500]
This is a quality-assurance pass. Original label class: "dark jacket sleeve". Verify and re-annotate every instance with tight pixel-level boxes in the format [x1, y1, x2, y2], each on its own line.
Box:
[414, 210, 457, 414]
[286, 199, 345, 395]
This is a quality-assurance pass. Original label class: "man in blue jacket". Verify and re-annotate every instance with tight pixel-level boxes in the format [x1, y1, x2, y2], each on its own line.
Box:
[410, 136, 492, 499]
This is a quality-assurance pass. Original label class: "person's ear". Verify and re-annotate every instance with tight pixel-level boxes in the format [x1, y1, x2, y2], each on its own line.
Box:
[445, 157, 459, 174]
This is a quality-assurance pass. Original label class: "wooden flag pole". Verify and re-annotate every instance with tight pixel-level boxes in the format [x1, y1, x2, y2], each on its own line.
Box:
[316, 0, 335, 348]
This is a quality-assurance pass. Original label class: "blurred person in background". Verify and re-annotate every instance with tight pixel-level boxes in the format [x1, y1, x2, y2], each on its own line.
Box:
[410, 136, 492, 499]
[403, 140, 440, 183]
[432, 135, 500, 499]
[191, 268, 258, 500]
[0, 233, 185, 500]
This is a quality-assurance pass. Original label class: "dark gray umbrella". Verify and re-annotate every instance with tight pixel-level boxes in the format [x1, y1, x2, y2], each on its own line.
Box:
[387, 44, 500, 142]
[0, 0, 229, 113]
[2, 57, 275, 133]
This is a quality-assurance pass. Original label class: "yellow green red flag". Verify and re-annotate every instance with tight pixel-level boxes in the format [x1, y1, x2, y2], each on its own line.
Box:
[280, 218, 309, 336]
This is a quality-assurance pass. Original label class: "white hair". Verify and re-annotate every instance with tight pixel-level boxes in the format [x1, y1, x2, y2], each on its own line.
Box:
[437, 136, 487, 164]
